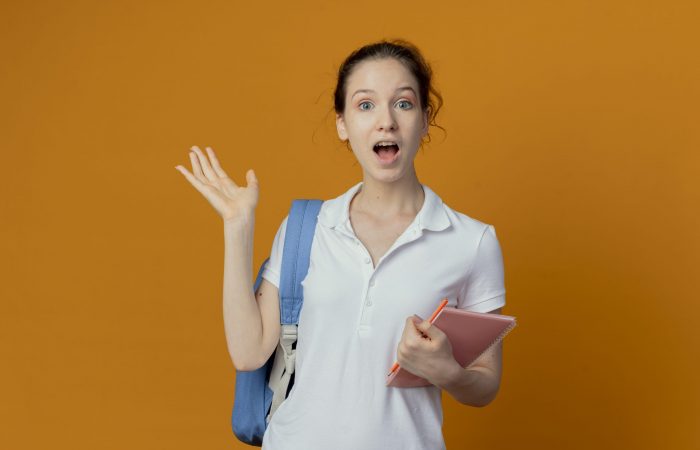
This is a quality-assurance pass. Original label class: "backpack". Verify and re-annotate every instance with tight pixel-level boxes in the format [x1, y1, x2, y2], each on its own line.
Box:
[231, 199, 324, 446]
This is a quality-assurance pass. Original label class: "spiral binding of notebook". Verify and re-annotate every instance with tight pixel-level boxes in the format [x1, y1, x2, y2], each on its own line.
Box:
[465, 317, 517, 370]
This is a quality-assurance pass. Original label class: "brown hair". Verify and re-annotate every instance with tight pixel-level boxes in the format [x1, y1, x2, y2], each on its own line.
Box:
[333, 38, 445, 151]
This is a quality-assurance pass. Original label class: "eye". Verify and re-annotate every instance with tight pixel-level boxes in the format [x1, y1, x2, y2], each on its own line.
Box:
[397, 100, 414, 109]
[358, 101, 373, 111]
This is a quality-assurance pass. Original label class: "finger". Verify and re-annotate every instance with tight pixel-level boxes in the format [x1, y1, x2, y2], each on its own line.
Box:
[407, 316, 422, 328]
[189, 151, 206, 181]
[175, 165, 209, 194]
[402, 319, 421, 342]
[246, 168, 258, 188]
[404, 317, 416, 333]
[191, 146, 218, 182]
[414, 318, 428, 331]
[205, 147, 233, 182]
[407, 317, 429, 338]
[398, 322, 414, 345]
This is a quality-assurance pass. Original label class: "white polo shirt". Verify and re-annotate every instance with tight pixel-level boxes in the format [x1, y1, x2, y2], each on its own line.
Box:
[260, 181, 506, 450]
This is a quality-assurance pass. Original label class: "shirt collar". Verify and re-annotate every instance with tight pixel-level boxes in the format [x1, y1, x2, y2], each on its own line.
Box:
[317, 181, 452, 233]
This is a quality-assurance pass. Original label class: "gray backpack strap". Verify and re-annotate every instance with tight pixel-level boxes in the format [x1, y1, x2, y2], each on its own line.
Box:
[266, 324, 298, 422]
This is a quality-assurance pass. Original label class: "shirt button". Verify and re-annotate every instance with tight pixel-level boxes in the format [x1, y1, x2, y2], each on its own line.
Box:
[366, 299, 373, 306]
[355, 240, 361, 246]
[364, 257, 371, 264]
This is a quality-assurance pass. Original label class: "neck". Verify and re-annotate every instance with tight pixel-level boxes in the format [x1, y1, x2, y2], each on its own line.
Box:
[353, 171, 425, 220]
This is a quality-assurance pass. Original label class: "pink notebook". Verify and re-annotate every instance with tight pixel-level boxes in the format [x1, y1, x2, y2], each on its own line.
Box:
[386, 307, 516, 388]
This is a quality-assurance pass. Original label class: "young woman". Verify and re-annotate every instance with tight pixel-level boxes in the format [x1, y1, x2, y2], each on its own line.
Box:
[176, 39, 506, 449]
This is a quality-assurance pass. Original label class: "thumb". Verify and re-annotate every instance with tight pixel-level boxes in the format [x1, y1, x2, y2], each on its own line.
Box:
[247, 169, 258, 186]
[412, 314, 437, 338]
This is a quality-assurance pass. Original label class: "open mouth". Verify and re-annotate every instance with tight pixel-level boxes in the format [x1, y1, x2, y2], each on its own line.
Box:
[373, 143, 400, 164]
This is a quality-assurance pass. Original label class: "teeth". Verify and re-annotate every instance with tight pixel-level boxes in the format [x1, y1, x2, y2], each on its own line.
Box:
[376, 141, 397, 147]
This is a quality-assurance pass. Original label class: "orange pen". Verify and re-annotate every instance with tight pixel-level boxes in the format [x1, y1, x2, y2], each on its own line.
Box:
[387, 298, 450, 377]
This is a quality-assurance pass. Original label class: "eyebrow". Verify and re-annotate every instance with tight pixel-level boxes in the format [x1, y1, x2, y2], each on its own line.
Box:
[351, 86, 417, 99]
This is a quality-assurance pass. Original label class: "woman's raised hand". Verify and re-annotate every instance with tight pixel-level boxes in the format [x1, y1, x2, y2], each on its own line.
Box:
[175, 146, 259, 223]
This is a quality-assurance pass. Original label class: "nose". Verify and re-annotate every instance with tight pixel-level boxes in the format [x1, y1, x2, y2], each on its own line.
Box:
[376, 105, 397, 131]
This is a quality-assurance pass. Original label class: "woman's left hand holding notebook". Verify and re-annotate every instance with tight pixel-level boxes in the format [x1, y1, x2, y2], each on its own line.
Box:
[393, 300, 460, 384]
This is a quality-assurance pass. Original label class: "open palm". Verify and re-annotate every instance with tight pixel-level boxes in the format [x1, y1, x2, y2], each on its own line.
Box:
[175, 146, 259, 222]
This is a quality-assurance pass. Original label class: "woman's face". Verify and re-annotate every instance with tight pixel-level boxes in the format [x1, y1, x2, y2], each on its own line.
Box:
[336, 57, 428, 182]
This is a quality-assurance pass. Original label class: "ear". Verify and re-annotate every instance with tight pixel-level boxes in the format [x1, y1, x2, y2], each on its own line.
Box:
[336, 113, 348, 141]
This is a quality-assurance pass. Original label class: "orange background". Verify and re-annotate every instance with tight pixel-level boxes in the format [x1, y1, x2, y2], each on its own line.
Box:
[1, 1, 698, 449]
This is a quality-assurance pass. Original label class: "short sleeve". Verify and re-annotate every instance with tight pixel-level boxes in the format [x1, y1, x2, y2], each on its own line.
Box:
[261, 215, 289, 289]
[458, 224, 506, 313]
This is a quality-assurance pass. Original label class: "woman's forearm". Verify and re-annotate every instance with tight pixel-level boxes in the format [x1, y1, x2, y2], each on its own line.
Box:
[221, 214, 265, 371]
[432, 359, 501, 407]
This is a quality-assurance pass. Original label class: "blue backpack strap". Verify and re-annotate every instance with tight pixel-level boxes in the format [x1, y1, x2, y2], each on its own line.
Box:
[279, 199, 323, 325]
[231, 198, 323, 447]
